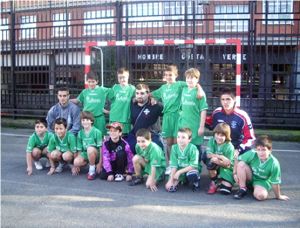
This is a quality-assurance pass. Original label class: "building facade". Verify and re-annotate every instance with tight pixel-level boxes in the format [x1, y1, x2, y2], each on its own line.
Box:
[1, 0, 300, 128]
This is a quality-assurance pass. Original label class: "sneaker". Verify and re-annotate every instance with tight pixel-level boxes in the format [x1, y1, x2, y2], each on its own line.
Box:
[34, 161, 43, 170]
[233, 188, 247, 199]
[219, 184, 232, 195]
[87, 172, 96, 180]
[55, 162, 65, 173]
[165, 166, 171, 175]
[207, 181, 217, 194]
[115, 174, 124, 182]
[45, 159, 51, 168]
[129, 176, 143, 186]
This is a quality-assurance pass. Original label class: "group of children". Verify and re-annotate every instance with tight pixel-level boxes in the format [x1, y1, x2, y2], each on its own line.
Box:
[25, 65, 289, 201]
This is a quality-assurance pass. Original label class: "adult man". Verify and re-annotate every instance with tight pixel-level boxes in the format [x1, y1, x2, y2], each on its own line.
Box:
[207, 87, 255, 157]
[46, 87, 81, 135]
[126, 83, 163, 154]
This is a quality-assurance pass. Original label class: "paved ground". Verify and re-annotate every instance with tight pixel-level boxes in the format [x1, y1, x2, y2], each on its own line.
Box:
[1, 127, 300, 228]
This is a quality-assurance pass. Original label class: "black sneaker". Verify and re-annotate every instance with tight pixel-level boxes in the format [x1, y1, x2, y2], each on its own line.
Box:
[129, 176, 143, 186]
[219, 184, 232, 195]
[233, 188, 247, 199]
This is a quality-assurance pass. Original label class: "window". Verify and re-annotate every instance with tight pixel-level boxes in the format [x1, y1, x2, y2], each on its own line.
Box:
[214, 5, 249, 32]
[262, 0, 293, 24]
[53, 13, 71, 37]
[124, 2, 163, 28]
[163, 1, 204, 27]
[1, 17, 9, 40]
[84, 10, 114, 35]
[20, 15, 37, 39]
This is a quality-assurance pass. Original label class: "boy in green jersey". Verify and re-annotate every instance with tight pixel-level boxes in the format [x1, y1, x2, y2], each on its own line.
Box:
[234, 135, 289, 201]
[73, 111, 103, 180]
[204, 123, 235, 195]
[26, 119, 52, 175]
[47, 118, 77, 175]
[178, 68, 208, 153]
[71, 71, 109, 135]
[165, 128, 201, 192]
[129, 128, 166, 192]
[107, 68, 135, 135]
[151, 65, 203, 174]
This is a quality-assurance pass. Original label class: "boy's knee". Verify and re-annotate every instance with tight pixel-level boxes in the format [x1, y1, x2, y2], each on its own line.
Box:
[237, 161, 248, 170]
[132, 155, 141, 164]
[87, 146, 97, 155]
[62, 152, 73, 162]
[51, 151, 60, 160]
[32, 148, 41, 158]
[254, 189, 268, 201]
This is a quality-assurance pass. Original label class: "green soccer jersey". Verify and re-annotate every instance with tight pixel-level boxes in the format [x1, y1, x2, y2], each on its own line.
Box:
[77, 126, 102, 153]
[169, 143, 201, 172]
[77, 85, 109, 117]
[47, 131, 77, 153]
[107, 84, 135, 123]
[206, 138, 235, 166]
[152, 81, 186, 114]
[26, 131, 53, 153]
[179, 87, 208, 145]
[238, 150, 282, 186]
[135, 142, 166, 168]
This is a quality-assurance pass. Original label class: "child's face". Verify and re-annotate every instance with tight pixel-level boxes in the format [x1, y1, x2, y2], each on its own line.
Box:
[136, 136, 151, 150]
[35, 123, 47, 136]
[81, 118, 93, 129]
[186, 76, 198, 88]
[214, 132, 226, 145]
[177, 132, 191, 148]
[54, 124, 67, 138]
[118, 73, 129, 86]
[87, 79, 98, 89]
[220, 94, 235, 113]
[108, 128, 122, 141]
[164, 71, 177, 84]
[256, 145, 271, 161]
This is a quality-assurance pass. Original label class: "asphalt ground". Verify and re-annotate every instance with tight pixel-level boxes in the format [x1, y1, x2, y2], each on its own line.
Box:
[1, 127, 300, 228]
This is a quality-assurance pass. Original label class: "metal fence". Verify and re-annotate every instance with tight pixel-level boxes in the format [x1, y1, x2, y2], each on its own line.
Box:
[1, 0, 300, 128]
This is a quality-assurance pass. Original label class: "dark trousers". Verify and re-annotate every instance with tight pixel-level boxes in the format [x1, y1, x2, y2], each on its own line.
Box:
[99, 150, 127, 180]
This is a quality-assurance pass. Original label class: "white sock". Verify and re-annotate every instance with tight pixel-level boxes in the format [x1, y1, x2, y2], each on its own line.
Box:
[89, 165, 95, 174]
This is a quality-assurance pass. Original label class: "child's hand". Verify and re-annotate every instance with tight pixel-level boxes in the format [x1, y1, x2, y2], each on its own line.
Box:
[27, 167, 32, 176]
[47, 167, 55, 175]
[126, 175, 132, 182]
[196, 84, 203, 99]
[150, 97, 157, 106]
[198, 126, 204, 136]
[146, 176, 157, 192]
[71, 166, 80, 176]
[278, 195, 289, 201]
[107, 175, 114, 181]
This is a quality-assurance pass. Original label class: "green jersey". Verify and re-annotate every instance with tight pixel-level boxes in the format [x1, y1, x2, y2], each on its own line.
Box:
[26, 131, 53, 153]
[152, 81, 186, 114]
[77, 85, 109, 117]
[206, 138, 235, 166]
[179, 87, 208, 145]
[135, 142, 166, 168]
[107, 84, 135, 123]
[47, 131, 77, 153]
[170, 143, 201, 172]
[77, 126, 102, 153]
[238, 150, 281, 186]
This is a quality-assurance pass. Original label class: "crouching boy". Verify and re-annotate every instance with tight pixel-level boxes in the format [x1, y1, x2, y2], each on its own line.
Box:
[129, 128, 166, 192]
[233, 135, 289, 201]
[165, 128, 201, 192]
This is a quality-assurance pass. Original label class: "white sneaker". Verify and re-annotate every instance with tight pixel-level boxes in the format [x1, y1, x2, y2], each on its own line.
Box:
[115, 174, 124, 182]
[45, 159, 51, 168]
[165, 166, 171, 175]
[55, 162, 65, 173]
[34, 161, 43, 170]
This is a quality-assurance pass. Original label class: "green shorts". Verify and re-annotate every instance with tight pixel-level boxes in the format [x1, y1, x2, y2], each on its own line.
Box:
[252, 179, 272, 191]
[143, 164, 165, 182]
[219, 167, 234, 185]
[94, 115, 107, 135]
[80, 150, 100, 163]
[162, 112, 180, 138]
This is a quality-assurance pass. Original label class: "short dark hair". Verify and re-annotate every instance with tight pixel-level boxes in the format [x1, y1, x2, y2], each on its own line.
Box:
[164, 65, 178, 77]
[86, 71, 98, 81]
[35, 118, 47, 128]
[136, 83, 150, 93]
[80, 111, 94, 124]
[57, 87, 69, 93]
[177, 128, 192, 139]
[255, 135, 272, 150]
[136, 128, 151, 140]
[54, 118, 67, 129]
[117, 67, 129, 75]
[220, 87, 235, 98]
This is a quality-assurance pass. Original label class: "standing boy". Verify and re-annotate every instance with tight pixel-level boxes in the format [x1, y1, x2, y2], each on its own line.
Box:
[71, 71, 109, 135]
[107, 68, 135, 136]
[47, 118, 77, 175]
[100, 122, 134, 182]
[178, 68, 208, 154]
[233, 135, 289, 201]
[73, 111, 103, 180]
[26, 119, 52, 175]
[129, 128, 166, 192]
[165, 128, 201, 192]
